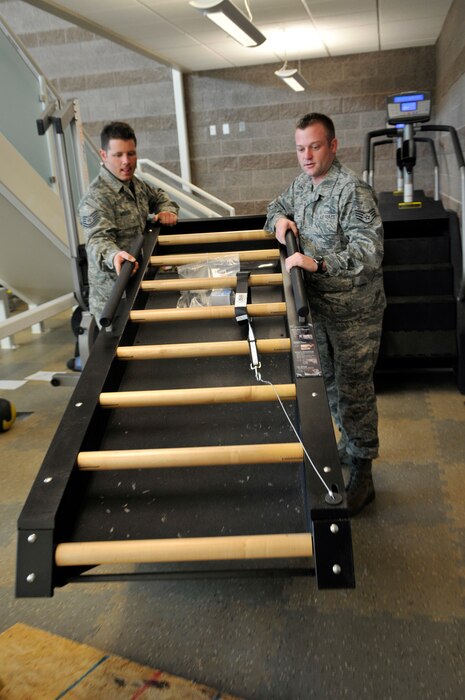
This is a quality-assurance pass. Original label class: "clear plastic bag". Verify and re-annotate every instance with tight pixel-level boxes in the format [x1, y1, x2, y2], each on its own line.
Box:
[176, 255, 240, 308]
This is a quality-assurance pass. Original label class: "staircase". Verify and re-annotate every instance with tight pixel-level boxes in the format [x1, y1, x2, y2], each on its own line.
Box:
[378, 190, 465, 392]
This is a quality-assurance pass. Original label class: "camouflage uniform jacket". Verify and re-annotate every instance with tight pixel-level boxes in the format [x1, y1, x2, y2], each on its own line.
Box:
[265, 158, 386, 318]
[79, 165, 179, 320]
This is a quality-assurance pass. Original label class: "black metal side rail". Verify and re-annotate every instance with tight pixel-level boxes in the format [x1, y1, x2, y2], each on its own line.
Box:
[16, 228, 158, 597]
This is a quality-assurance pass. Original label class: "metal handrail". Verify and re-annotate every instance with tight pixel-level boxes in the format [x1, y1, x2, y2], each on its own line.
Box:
[369, 136, 440, 200]
[136, 167, 223, 219]
[414, 137, 440, 201]
[137, 159, 235, 217]
[362, 128, 398, 181]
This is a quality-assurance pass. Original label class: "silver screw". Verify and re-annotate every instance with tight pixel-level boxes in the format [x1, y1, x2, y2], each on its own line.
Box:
[75, 402, 83, 407]
[332, 564, 342, 575]
[27, 534, 37, 543]
[311, 392, 318, 397]
[26, 573, 36, 583]
[323, 466, 331, 473]
[330, 524, 339, 534]
[43, 477, 52, 483]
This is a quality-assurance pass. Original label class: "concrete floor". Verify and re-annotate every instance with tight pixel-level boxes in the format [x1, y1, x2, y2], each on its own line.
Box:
[1, 310, 464, 699]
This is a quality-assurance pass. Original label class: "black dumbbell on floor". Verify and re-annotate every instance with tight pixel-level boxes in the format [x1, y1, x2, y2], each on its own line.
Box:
[0, 398, 16, 432]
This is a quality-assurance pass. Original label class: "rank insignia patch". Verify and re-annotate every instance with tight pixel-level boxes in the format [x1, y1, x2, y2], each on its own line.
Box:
[81, 211, 101, 228]
[355, 208, 377, 225]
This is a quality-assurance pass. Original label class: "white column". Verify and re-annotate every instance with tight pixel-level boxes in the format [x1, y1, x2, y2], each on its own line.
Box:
[172, 67, 192, 188]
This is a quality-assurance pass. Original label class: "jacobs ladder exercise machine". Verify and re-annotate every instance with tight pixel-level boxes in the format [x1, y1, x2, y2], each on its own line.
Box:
[16, 216, 355, 596]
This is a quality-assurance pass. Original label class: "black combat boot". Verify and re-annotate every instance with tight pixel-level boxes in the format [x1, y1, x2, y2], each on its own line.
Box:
[346, 457, 375, 516]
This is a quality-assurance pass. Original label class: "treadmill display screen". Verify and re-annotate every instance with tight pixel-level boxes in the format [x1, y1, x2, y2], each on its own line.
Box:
[401, 102, 417, 112]
[387, 91, 431, 124]
[394, 94, 424, 103]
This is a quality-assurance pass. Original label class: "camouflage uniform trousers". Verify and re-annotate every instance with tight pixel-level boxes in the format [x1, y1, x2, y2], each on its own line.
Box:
[309, 282, 385, 461]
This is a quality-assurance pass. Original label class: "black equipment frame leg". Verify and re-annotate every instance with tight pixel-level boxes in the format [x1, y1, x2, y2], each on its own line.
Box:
[280, 247, 354, 589]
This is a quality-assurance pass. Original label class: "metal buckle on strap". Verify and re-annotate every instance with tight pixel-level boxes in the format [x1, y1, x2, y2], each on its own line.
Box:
[248, 320, 260, 371]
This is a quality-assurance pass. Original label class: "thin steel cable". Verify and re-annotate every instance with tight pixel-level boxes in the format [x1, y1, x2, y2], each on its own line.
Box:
[244, 311, 335, 498]
[250, 366, 334, 498]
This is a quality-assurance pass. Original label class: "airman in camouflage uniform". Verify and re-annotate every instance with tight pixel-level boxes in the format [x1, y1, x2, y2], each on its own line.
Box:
[265, 112, 386, 515]
[79, 122, 179, 324]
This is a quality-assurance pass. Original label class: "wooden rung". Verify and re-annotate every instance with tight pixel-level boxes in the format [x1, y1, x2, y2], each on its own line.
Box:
[157, 230, 275, 246]
[150, 249, 280, 267]
[116, 337, 291, 360]
[130, 302, 286, 323]
[158, 228, 270, 238]
[141, 273, 283, 292]
[55, 533, 313, 567]
[77, 442, 303, 470]
[99, 383, 296, 408]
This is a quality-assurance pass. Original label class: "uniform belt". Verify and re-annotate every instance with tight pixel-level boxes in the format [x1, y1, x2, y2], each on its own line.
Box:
[306, 273, 372, 291]
[352, 275, 369, 287]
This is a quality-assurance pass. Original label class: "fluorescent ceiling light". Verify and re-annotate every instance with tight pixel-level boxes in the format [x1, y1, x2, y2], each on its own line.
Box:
[189, 0, 266, 48]
[274, 67, 309, 92]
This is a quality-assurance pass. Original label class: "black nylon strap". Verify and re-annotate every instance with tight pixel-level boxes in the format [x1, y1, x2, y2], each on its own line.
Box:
[234, 271, 261, 374]
[235, 271, 250, 325]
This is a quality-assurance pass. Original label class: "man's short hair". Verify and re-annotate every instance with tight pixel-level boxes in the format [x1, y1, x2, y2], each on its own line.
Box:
[100, 122, 137, 151]
[296, 113, 336, 142]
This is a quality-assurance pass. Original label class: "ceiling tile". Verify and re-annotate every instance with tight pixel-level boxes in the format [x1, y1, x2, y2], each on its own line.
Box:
[20, 0, 453, 71]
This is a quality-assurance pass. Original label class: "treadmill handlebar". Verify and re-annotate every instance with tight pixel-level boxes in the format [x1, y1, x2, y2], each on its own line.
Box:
[100, 234, 145, 328]
[419, 124, 465, 169]
[363, 128, 398, 173]
[285, 230, 309, 318]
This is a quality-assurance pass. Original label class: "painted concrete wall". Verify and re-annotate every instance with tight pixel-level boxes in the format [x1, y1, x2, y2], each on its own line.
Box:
[435, 0, 465, 224]
[0, 0, 178, 172]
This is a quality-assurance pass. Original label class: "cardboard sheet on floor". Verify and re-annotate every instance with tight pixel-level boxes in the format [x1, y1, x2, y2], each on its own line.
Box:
[0, 623, 241, 699]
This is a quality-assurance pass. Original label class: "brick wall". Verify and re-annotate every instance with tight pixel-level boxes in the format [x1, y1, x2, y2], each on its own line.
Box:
[0, 0, 448, 215]
[185, 49, 436, 213]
